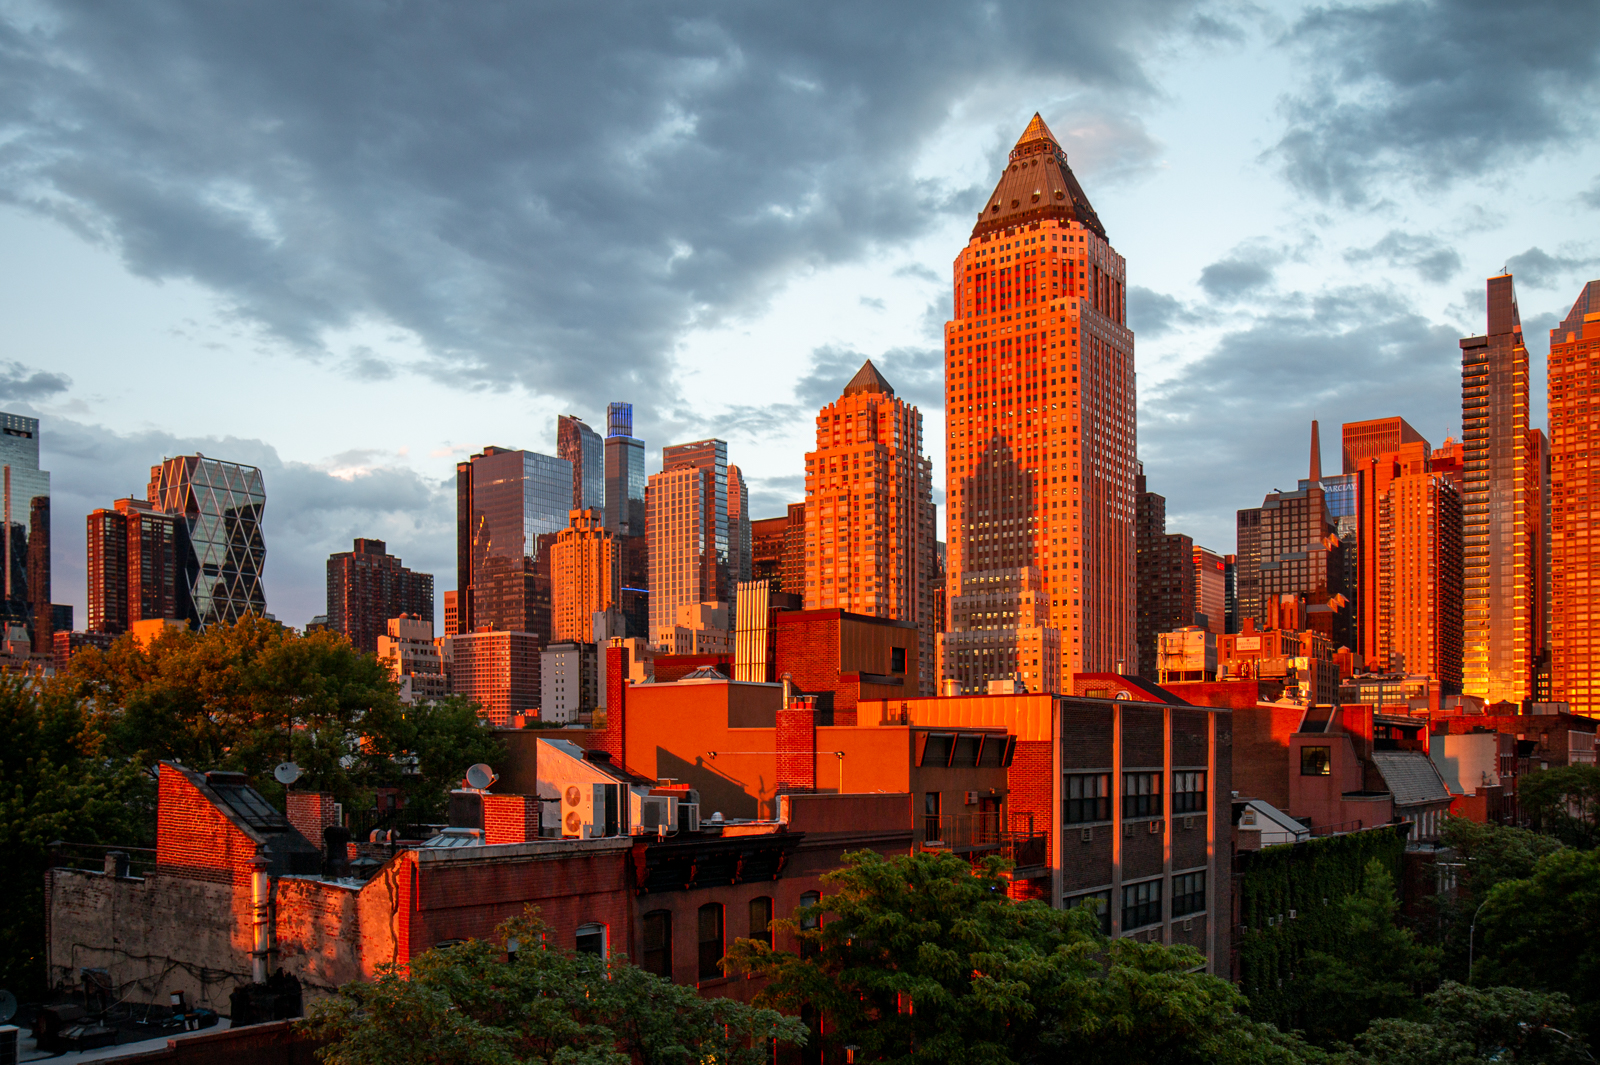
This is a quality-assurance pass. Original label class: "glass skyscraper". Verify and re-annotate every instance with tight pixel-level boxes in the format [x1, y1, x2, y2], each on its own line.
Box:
[557, 415, 604, 512]
[0, 411, 51, 652]
[454, 446, 572, 637]
[604, 402, 646, 536]
[147, 454, 266, 628]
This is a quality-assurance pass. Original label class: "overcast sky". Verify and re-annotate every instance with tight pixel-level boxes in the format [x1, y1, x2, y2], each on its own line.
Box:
[4, 0, 1598, 629]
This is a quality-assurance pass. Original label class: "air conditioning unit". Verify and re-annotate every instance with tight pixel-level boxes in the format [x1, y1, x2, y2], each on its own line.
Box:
[1183, 815, 1196, 830]
[562, 783, 593, 839]
[1079, 826, 1093, 843]
[639, 796, 671, 832]
[964, 791, 979, 806]
[1122, 821, 1134, 837]
[679, 802, 700, 833]
[1182, 918, 1194, 932]
[1148, 819, 1161, 834]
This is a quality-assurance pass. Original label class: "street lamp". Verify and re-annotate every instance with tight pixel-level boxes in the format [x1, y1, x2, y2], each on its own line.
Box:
[1468, 898, 1490, 986]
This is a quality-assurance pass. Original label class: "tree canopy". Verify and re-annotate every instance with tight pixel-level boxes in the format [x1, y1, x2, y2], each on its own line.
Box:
[1516, 765, 1600, 850]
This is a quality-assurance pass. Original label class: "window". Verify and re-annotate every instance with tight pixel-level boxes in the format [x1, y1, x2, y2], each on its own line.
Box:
[924, 791, 943, 842]
[698, 903, 724, 980]
[642, 911, 672, 980]
[1123, 772, 1162, 818]
[1301, 746, 1332, 776]
[1122, 879, 1162, 930]
[1172, 872, 1206, 917]
[576, 922, 607, 958]
[1068, 890, 1111, 935]
[1064, 773, 1110, 823]
[749, 896, 773, 950]
[1172, 771, 1207, 815]
[799, 891, 821, 959]
[891, 646, 907, 674]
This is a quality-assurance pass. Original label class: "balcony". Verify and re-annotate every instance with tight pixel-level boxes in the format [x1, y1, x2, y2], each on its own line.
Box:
[920, 812, 1048, 873]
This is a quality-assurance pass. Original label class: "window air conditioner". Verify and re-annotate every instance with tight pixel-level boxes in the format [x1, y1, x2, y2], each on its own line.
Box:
[679, 802, 700, 833]
[1123, 821, 1133, 837]
[1079, 827, 1092, 843]
[1183, 815, 1196, 830]
[1148, 819, 1160, 834]
[1183, 918, 1193, 932]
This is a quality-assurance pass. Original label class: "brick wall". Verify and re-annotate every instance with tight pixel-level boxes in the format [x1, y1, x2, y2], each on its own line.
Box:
[286, 792, 339, 850]
[776, 696, 817, 792]
[1006, 739, 1052, 838]
[156, 764, 258, 885]
[482, 794, 541, 844]
[601, 644, 628, 768]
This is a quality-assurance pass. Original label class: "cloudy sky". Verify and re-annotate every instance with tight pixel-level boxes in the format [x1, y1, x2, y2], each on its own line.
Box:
[4, 0, 1598, 629]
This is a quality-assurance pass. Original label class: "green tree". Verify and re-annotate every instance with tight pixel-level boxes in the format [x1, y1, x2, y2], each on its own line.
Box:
[303, 912, 804, 1065]
[1295, 859, 1440, 1045]
[1476, 846, 1600, 1044]
[1430, 818, 1564, 982]
[1350, 982, 1590, 1065]
[727, 848, 1320, 1065]
[0, 674, 149, 998]
[1518, 765, 1600, 849]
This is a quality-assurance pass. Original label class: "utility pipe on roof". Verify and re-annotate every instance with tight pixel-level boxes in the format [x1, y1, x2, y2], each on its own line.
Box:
[250, 855, 273, 985]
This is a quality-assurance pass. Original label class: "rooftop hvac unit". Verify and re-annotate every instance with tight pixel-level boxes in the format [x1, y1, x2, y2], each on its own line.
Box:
[639, 796, 672, 832]
[679, 802, 700, 833]
[562, 783, 594, 839]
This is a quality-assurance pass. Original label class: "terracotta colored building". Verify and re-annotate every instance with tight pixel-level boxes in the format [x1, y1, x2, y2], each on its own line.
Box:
[1548, 280, 1600, 713]
[802, 360, 937, 695]
[550, 508, 621, 644]
[325, 538, 434, 654]
[86, 498, 180, 635]
[647, 457, 722, 642]
[942, 113, 1135, 690]
[750, 513, 788, 590]
[1460, 274, 1548, 704]
[1342, 416, 1426, 476]
[448, 629, 542, 726]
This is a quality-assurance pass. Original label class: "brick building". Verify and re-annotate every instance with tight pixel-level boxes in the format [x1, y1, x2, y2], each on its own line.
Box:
[1135, 466, 1194, 679]
[326, 538, 433, 654]
[86, 498, 180, 635]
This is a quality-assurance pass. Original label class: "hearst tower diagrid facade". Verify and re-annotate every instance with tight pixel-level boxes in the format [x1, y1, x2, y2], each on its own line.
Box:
[941, 114, 1136, 692]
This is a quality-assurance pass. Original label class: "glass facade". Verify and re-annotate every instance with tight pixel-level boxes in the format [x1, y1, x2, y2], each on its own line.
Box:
[459, 447, 572, 638]
[558, 415, 604, 512]
[0, 411, 51, 652]
[605, 434, 646, 536]
[148, 455, 266, 628]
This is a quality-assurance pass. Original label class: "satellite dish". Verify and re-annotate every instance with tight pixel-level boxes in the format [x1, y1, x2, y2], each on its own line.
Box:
[0, 989, 17, 1023]
[274, 762, 302, 785]
[465, 764, 497, 790]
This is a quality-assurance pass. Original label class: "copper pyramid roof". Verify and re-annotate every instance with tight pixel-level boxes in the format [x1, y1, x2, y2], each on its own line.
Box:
[842, 359, 895, 398]
[972, 113, 1106, 241]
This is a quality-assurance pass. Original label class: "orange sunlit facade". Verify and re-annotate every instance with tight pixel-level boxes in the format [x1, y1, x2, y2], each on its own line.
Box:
[941, 113, 1135, 692]
[549, 507, 620, 643]
[802, 361, 938, 695]
[1549, 279, 1600, 713]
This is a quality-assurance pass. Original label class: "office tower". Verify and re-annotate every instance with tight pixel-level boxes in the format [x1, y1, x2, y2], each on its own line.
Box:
[802, 360, 937, 693]
[1431, 439, 1465, 494]
[1134, 467, 1193, 678]
[728, 464, 751, 586]
[646, 464, 717, 644]
[1547, 279, 1600, 712]
[454, 446, 572, 638]
[550, 508, 620, 643]
[148, 455, 266, 628]
[325, 538, 434, 654]
[603, 403, 646, 536]
[1342, 417, 1426, 474]
[447, 630, 541, 727]
[1460, 274, 1547, 703]
[1193, 547, 1227, 635]
[1234, 509, 1262, 630]
[0, 412, 51, 653]
[558, 415, 604, 512]
[1235, 424, 1346, 637]
[943, 113, 1134, 688]
[1223, 554, 1239, 634]
[443, 590, 459, 638]
[86, 498, 179, 635]
[660, 438, 730, 608]
[750, 514, 789, 590]
[783, 502, 807, 595]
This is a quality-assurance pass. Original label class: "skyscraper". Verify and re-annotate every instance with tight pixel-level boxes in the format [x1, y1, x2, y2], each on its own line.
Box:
[1342, 416, 1426, 475]
[1370, 442, 1463, 688]
[750, 514, 789, 590]
[646, 464, 716, 645]
[0, 411, 51, 653]
[603, 402, 646, 536]
[558, 415, 604, 512]
[87, 498, 179, 634]
[550, 508, 620, 643]
[1134, 467, 1193, 678]
[1547, 279, 1600, 712]
[728, 464, 752, 587]
[943, 113, 1135, 687]
[1192, 547, 1227, 635]
[1460, 274, 1547, 704]
[454, 446, 572, 637]
[1345, 416, 1425, 666]
[148, 455, 266, 628]
[802, 361, 937, 693]
[660, 438, 730, 607]
[326, 538, 434, 654]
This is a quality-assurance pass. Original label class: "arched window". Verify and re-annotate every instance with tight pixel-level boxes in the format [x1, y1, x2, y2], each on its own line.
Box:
[642, 910, 672, 980]
[698, 903, 724, 980]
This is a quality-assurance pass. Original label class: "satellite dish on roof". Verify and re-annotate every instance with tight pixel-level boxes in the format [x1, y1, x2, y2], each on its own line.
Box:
[274, 762, 302, 785]
[465, 764, 497, 790]
[0, 989, 17, 1023]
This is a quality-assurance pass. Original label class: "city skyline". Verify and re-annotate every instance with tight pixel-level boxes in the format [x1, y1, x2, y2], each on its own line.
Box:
[3, 4, 1596, 628]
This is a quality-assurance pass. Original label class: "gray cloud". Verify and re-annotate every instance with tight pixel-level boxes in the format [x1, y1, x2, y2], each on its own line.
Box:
[1128, 285, 1203, 338]
[45, 418, 451, 630]
[1198, 256, 1275, 301]
[1506, 246, 1600, 290]
[0, 361, 72, 399]
[0, 1, 1199, 448]
[1344, 230, 1462, 283]
[1274, 0, 1600, 204]
[1582, 176, 1600, 209]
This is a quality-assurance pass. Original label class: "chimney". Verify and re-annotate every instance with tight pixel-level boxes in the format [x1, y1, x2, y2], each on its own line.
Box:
[777, 693, 818, 793]
[601, 641, 630, 769]
[1309, 420, 1322, 484]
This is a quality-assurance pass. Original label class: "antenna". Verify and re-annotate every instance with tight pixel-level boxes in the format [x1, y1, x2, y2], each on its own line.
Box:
[0, 989, 16, 1023]
[273, 762, 302, 786]
[465, 764, 497, 790]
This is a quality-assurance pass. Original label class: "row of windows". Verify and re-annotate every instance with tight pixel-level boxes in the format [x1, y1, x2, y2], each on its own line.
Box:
[1063, 771, 1207, 824]
[1068, 871, 1207, 933]
[640, 893, 821, 982]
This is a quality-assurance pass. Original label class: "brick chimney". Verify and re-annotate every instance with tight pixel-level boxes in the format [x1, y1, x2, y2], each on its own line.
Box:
[286, 791, 339, 846]
[600, 641, 630, 769]
[777, 676, 818, 793]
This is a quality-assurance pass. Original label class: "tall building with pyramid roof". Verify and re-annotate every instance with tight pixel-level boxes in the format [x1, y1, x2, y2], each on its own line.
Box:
[803, 359, 937, 694]
[941, 113, 1136, 692]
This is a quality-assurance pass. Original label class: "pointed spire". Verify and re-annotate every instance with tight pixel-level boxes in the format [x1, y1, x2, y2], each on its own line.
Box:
[973, 112, 1106, 242]
[842, 359, 895, 398]
[1309, 420, 1323, 483]
[1015, 112, 1057, 148]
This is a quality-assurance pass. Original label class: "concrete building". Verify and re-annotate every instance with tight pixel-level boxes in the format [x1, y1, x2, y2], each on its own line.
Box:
[1460, 273, 1548, 704]
[550, 508, 620, 644]
[325, 538, 433, 655]
[656, 601, 732, 657]
[1547, 280, 1600, 713]
[147, 454, 267, 628]
[448, 629, 541, 726]
[86, 498, 179, 635]
[541, 641, 597, 724]
[1135, 467, 1193, 679]
[0, 411, 52, 654]
[728, 464, 751, 589]
[659, 437, 731, 610]
[376, 613, 448, 704]
[1192, 547, 1226, 635]
[803, 360, 937, 694]
[943, 113, 1135, 688]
